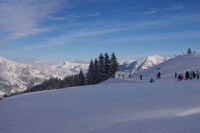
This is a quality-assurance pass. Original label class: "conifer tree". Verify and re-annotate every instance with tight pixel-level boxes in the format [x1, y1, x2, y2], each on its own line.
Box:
[104, 53, 111, 79]
[93, 58, 100, 84]
[86, 60, 95, 85]
[98, 53, 106, 82]
[74, 75, 80, 86]
[110, 52, 118, 78]
[78, 69, 85, 86]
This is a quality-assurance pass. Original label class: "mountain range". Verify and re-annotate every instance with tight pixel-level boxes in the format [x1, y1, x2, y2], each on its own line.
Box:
[0, 55, 166, 95]
[118, 55, 166, 73]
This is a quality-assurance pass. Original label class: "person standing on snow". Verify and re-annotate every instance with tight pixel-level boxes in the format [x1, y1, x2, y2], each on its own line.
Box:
[189, 72, 193, 80]
[178, 74, 184, 81]
[175, 72, 177, 78]
[193, 71, 196, 79]
[140, 75, 143, 80]
[158, 72, 161, 79]
[157, 72, 161, 79]
[185, 71, 189, 80]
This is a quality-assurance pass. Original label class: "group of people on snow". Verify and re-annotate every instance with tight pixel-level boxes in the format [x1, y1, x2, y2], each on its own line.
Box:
[117, 70, 199, 83]
[118, 74, 132, 79]
[140, 72, 161, 83]
[176, 71, 199, 81]
[149, 72, 161, 83]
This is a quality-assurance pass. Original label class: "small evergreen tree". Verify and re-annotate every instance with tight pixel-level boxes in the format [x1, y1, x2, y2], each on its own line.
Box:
[79, 69, 85, 86]
[98, 53, 106, 82]
[86, 60, 95, 85]
[104, 53, 111, 80]
[93, 58, 100, 84]
[110, 52, 118, 78]
[74, 75, 80, 86]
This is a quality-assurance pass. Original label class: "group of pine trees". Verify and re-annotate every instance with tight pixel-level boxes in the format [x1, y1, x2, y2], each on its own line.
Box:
[27, 52, 118, 92]
[86, 52, 118, 85]
[27, 70, 86, 92]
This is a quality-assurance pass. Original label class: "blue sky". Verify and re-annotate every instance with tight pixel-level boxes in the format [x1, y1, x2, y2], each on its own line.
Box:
[0, 0, 200, 62]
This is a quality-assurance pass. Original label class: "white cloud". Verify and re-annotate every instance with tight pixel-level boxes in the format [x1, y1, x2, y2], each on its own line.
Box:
[165, 4, 184, 10]
[0, 0, 67, 41]
[10, 27, 127, 51]
[84, 12, 101, 17]
[139, 4, 184, 15]
[139, 9, 160, 15]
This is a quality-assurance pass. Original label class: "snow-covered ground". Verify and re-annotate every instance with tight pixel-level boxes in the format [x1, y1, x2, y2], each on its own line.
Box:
[116, 55, 200, 83]
[1, 80, 200, 133]
[135, 55, 200, 82]
[1, 54, 200, 133]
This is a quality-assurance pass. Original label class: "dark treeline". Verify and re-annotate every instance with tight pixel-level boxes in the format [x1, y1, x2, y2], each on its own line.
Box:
[27, 52, 118, 92]
[86, 52, 118, 85]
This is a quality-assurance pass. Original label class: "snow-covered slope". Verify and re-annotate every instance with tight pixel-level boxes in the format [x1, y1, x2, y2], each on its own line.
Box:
[136, 55, 200, 82]
[0, 57, 89, 95]
[1, 54, 198, 96]
[1, 80, 200, 133]
[118, 55, 166, 74]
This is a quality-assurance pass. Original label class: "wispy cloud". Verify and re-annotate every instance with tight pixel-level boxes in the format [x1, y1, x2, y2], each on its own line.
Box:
[139, 4, 184, 15]
[102, 30, 200, 43]
[84, 12, 101, 17]
[8, 12, 200, 52]
[0, 0, 68, 42]
[12, 27, 127, 51]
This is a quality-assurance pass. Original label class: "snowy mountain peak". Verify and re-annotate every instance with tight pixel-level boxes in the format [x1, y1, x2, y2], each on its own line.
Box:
[0, 57, 90, 95]
[146, 55, 165, 62]
[0, 56, 14, 64]
[119, 59, 136, 65]
[55, 61, 89, 72]
[57, 61, 66, 68]
[118, 55, 166, 73]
